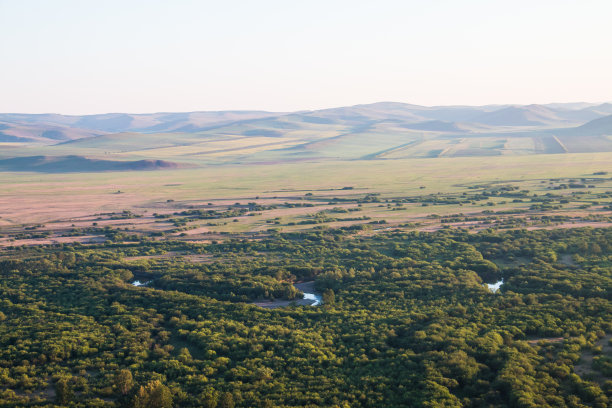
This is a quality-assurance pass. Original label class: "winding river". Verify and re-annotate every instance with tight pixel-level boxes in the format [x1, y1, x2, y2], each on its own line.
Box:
[132, 279, 322, 308]
[486, 279, 503, 293]
[302, 291, 322, 306]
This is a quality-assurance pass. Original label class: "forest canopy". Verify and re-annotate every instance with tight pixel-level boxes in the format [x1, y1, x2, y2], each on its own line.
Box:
[0, 227, 610, 407]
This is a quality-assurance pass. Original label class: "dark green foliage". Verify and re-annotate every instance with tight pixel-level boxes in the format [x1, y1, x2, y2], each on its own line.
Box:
[114, 369, 133, 395]
[55, 377, 73, 405]
[0, 227, 610, 407]
[132, 380, 172, 408]
[322, 288, 335, 306]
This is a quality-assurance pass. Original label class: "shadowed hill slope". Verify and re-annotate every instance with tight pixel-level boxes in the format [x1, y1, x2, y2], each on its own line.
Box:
[0, 155, 185, 172]
[470, 105, 566, 126]
[565, 114, 612, 136]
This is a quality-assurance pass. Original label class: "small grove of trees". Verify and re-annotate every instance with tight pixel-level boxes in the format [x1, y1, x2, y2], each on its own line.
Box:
[198, 389, 234, 408]
[114, 369, 134, 395]
[132, 380, 173, 408]
[55, 377, 73, 405]
[322, 288, 335, 306]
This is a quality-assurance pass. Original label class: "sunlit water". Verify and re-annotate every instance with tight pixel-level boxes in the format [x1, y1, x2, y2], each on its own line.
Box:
[132, 279, 322, 306]
[486, 279, 503, 293]
[303, 292, 322, 306]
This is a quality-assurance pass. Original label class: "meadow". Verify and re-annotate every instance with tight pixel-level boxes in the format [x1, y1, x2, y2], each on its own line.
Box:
[1, 152, 611, 232]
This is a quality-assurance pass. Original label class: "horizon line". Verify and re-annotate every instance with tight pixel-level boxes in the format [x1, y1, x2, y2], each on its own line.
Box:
[2, 100, 611, 117]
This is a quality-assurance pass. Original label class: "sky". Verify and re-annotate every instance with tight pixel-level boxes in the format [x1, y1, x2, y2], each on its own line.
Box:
[1, 0, 611, 114]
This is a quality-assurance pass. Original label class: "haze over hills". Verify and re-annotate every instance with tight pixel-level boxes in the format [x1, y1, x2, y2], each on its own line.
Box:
[563, 113, 612, 136]
[470, 105, 565, 126]
[1, 102, 612, 171]
[0, 121, 105, 144]
[3, 101, 612, 138]
[0, 111, 284, 143]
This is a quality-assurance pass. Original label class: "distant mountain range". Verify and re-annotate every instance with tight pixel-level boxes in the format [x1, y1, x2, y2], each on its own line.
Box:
[2, 102, 612, 144]
[0, 111, 283, 143]
[1, 102, 612, 171]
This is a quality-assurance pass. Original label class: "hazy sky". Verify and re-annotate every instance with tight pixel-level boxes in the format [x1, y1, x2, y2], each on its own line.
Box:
[1, 0, 611, 114]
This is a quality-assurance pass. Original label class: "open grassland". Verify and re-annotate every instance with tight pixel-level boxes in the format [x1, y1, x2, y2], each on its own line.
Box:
[1, 152, 612, 246]
[2, 152, 612, 200]
[4, 115, 612, 166]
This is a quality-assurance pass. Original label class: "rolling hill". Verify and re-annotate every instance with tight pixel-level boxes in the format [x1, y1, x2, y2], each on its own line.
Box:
[0, 121, 105, 143]
[2, 102, 608, 144]
[399, 120, 485, 132]
[0, 111, 284, 136]
[0, 155, 184, 172]
[565, 114, 612, 136]
[550, 103, 612, 122]
[470, 105, 566, 126]
[1, 102, 611, 170]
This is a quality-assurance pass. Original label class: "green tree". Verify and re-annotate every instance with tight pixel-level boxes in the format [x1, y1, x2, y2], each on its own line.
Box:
[133, 380, 173, 408]
[200, 387, 218, 408]
[219, 392, 235, 408]
[323, 288, 335, 306]
[178, 347, 192, 363]
[55, 378, 73, 405]
[114, 369, 134, 395]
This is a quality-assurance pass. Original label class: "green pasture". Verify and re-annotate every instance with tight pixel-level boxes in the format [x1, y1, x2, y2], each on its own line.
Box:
[2, 152, 611, 198]
[1, 152, 611, 228]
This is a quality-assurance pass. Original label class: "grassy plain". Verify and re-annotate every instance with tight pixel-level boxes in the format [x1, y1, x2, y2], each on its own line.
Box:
[1, 152, 612, 245]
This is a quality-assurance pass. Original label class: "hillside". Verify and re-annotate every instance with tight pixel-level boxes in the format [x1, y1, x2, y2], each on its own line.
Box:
[470, 104, 566, 126]
[1, 102, 612, 166]
[399, 120, 484, 132]
[0, 111, 283, 136]
[0, 121, 104, 143]
[567, 114, 612, 135]
[552, 103, 612, 122]
[0, 155, 183, 172]
[0, 102, 584, 143]
[547, 114, 612, 153]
